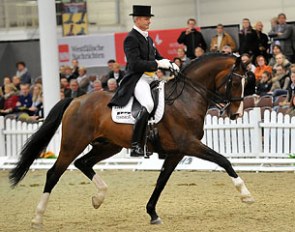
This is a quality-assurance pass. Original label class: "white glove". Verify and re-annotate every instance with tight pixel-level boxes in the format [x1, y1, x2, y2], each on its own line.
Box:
[171, 63, 180, 73]
[156, 59, 171, 69]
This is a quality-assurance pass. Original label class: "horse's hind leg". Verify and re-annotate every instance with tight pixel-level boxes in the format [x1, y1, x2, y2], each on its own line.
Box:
[74, 142, 122, 209]
[189, 141, 255, 204]
[31, 142, 90, 228]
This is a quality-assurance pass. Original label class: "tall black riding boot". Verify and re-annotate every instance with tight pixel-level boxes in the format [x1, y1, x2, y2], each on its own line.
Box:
[131, 107, 150, 157]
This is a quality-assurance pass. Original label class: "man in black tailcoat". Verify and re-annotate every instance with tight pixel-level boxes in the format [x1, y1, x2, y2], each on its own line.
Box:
[108, 5, 178, 157]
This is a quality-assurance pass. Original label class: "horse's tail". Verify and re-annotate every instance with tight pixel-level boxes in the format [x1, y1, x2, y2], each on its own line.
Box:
[9, 98, 74, 187]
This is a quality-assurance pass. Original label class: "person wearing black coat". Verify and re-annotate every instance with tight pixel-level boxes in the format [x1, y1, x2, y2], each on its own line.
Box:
[239, 18, 259, 58]
[177, 18, 207, 59]
[254, 21, 269, 61]
[108, 5, 178, 157]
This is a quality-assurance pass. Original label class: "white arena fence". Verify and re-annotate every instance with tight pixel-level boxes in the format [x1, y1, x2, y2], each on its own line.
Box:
[0, 107, 295, 172]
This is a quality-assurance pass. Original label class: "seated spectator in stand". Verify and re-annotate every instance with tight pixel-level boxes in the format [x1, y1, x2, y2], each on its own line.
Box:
[92, 80, 104, 92]
[173, 57, 183, 69]
[100, 59, 116, 89]
[64, 65, 75, 81]
[15, 83, 33, 113]
[176, 47, 190, 67]
[194, 46, 204, 59]
[77, 66, 89, 92]
[241, 53, 256, 73]
[59, 65, 66, 79]
[243, 60, 256, 96]
[71, 59, 79, 79]
[60, 77, 70, 91]
[254, 21, 269, 60]
[256, 71, 272, 96]
[29, 83, 43, 118]
[156, 69, 166, 79]
[254, 55, 272, 81]
[2, 76, 11, 94]
[107, 63, 125, 85]
[0, 84, 19, 116]
[278, 71, 295, 107]
[0, 88, 4, 110]
[221, 45, 232, 54]
[87, 75, 98, 93]
[270, 64, 290, 94]
[106, 78, 117, 92]
[273, 53, 291, 72]
[12, 76, 21, 90]
[65, 79, 86, 98]
[291, 64, 295, 74]
[210, 24, 236, 52]
[16, 61, 31, 84]
[286, 95, 295, 117]
[268, 44, 282, 67]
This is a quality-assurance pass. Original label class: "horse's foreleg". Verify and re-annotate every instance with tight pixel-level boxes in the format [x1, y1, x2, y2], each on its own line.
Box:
[146, 154, 183, 224]
[189, 141, 255, 204]
[74, 143, 122, 209]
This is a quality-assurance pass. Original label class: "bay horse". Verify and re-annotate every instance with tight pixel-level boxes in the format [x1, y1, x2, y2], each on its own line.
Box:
[9, 53, 254, 228]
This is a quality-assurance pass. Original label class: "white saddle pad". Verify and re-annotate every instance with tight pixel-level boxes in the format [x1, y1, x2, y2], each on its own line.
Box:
[111, 81, 165, 124]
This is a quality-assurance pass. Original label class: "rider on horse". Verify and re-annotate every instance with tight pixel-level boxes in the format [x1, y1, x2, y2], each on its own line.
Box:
[108, 5, 179, 157]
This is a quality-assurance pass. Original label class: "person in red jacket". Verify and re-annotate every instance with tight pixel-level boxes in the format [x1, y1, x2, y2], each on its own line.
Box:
[0, 84, 19, 115]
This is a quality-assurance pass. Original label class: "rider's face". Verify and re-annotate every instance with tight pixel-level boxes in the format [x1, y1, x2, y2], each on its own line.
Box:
[135, 16, 151, 31]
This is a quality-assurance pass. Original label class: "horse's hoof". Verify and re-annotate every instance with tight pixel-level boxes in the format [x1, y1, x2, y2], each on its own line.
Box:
[151, 217, 163, 225]
[92, 195, 103, 209]
[241, 195, 255, 204]
[31, 219, 43, 230]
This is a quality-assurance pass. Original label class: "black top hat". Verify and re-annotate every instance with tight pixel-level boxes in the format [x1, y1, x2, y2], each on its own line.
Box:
[129, 5, 154, 17]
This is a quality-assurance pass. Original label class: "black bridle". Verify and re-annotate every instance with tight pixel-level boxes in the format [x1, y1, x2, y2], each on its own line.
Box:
[167, 62, 245, 114]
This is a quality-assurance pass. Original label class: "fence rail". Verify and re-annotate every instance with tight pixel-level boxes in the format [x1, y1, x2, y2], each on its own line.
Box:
[1, 108, 295, 171]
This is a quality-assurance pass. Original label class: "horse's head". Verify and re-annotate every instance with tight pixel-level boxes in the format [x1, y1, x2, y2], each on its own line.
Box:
[214, 55, 246, 120]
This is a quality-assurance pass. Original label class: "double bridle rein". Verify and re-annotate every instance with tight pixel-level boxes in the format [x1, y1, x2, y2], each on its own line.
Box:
[166, 61, 245, 114]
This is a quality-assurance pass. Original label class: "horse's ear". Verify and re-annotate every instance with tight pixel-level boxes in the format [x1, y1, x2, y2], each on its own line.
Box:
[234, 55, 247, 72]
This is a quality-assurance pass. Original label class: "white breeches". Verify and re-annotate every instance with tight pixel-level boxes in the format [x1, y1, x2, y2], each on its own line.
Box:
[134, 74, 155, 113]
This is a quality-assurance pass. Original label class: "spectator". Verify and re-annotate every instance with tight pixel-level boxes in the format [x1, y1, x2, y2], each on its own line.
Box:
[156, 69, 165, 79]
[64, 65, 75, 81]
[254, 55, 272, 81]
[0, 88, 4, 110]
[243, 61, 256, 96]
[107, 62, 125, 85]
[87, 75, 98, 93]
[92, 80, 104, 92]
[65, 79, 86, 98]
[176, 47, 190, 67]
[268, 44, 283, 67]
[268, 17, 278, 55]
[221, 45, 232, 54]
[60, 77, 70, 91]
[273, 53, 291, 72]
[100, 59, 117, 89]
[194, 46, 205, 58]
[177, 18, 207, 59]
[238, 18, 259, 58]
[256, 71, 272, 96]
[59, 65, 66, 79]
[29, 83, 43, 118]
[77, 66, 89, 92]
[16, 61, 31, 84]
[268, 13, 294, 61]
[107, 59, 116, 71]
[12, 76, 21, 90]
[173, 57, 183, 69]
[106, 78, 117, 92]
[279, 71, 295, 107]
[210, 24, 236, 52]
[270, 64, 290, 93]
[2, 76, 11, 94]
[15, 83, 33, 112]
[241, 53, 256, 73]
[254, 21, 269, 60]
[286, 95, 295, 117]
[71, 59, 79, 79]
[0, 84, 19, 116]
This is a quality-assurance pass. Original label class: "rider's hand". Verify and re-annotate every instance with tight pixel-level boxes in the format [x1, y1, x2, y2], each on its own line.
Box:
[156, 59, 171, 69]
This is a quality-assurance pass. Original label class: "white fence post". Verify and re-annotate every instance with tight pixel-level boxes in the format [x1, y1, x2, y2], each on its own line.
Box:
[0, 117, 5, 157]
[250, 108, 262, 158]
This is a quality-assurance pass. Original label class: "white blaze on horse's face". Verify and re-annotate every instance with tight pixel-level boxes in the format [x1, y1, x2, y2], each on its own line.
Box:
[236, 77, 245, 117]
